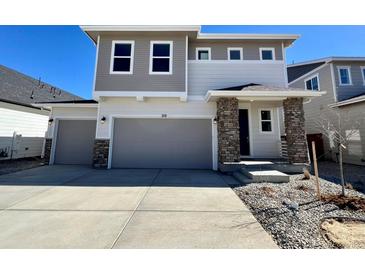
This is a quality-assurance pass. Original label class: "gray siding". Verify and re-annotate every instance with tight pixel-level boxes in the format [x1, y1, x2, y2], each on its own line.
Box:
[338, 102, 365, 165]
[188, 40, 283, 60]
[95, 32, 188, 92]
[333, 61, 365, 101]
[289, 64, 336, 135]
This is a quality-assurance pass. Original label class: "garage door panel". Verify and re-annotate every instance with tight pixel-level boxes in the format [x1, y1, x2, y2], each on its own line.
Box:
[112, 119, 212, 169]
[54, 120, 96, 165]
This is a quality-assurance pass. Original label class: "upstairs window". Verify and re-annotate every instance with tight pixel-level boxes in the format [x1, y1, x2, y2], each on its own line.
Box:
[361, 66, 365, 85]
[259, 109, 273, 133]
[110, 41, 134, 74]
[196, 48, 211, 60]
[260, 48, 275, 60]
[228, 48, 243, 60]
[338, 66, 352, 85]
[305, 75, 320, 91]
[150, 41, 173, 74]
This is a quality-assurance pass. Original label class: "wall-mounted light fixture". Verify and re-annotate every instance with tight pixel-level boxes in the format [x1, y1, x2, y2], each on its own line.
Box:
[48, 118, 54, 125]
[213, 117, 218, 124]
[100, 116, 106, 124]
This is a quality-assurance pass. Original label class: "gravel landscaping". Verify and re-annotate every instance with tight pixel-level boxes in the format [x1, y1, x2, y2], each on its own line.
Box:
[0, 157, 45, 175]
[233, 175, 365, 249]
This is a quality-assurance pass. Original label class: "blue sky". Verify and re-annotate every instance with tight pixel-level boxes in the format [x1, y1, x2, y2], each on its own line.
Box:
[0, 25, 364, 99]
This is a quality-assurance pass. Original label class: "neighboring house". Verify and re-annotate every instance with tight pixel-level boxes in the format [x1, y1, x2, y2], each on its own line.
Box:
[0, 64, 82, 160]
[288, 57, 365, 165]
[36, 26, 322, 171]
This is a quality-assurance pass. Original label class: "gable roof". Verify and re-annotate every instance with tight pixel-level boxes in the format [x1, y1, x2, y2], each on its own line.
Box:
[287, 62, 326, 83]
[0, 64, 82, 108]
[287, 56, 365, 83]
[329, 92, 365, 107]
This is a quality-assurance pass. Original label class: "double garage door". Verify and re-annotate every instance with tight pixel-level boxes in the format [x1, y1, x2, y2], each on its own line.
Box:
[54, 118, 213, 169]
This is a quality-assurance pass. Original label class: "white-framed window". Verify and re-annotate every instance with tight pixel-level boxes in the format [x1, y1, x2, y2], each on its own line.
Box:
[304, 74, 320, 91]
[259, 109, 273, 133]
[110, 40, 134, 74]
[361, 66, 365, 85]
[196, 47, 211, 60]
[227, 47, 243, 60]
[259, 48, 275, 61]
[149, 41, 173, 75]
[337, 66, 352, 85]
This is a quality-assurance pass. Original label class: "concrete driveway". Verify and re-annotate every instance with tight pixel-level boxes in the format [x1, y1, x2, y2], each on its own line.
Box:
[0, 166, 276, 248]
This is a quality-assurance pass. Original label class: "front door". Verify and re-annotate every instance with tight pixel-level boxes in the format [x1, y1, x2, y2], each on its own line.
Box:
[239, 109, 250, 156]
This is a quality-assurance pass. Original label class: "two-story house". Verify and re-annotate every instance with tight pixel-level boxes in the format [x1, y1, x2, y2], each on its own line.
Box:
[288, 57, 365, 166]
[36, 26, 322, 171]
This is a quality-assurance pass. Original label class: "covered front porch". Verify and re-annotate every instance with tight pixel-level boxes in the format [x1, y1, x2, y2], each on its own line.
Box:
[206, 84, 325, 173]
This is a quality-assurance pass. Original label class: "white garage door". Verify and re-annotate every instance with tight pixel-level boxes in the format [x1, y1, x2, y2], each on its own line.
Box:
[111, 118, 213, 169]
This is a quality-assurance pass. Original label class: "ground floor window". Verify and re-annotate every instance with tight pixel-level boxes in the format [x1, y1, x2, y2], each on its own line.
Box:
[259, 109, 273, 133]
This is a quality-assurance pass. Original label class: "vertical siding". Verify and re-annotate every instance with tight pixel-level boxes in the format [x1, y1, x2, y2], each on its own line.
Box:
[332, 61, 365, 101]
[95, 32, 188, 92]
[188, 40, 283, 60]
[0, 103, 49, 160]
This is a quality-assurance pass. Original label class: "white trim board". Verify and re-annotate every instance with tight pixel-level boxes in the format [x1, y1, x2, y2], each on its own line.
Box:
[149, 40, 173, 75]
[259, 47, 276, 61]
[227, 47, 243, 60]
[337, 66, 353, 86]
[195, 47, 211, 60]
[109, 40, 135, 75]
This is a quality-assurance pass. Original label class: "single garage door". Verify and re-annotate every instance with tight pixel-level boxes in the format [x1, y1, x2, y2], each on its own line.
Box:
[112, 118, 212, 169]
[54, 120, 96, 165]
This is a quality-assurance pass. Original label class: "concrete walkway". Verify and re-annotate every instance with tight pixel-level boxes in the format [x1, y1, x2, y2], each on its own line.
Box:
[0, 166, 277, 248]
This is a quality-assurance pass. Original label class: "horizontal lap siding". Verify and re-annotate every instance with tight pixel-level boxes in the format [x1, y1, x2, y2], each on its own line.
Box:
[188, 40, 283, 60]
[333, 61, 365, 101]
[0, 105, 48, 160]
[95, 32, 188, 92]
[188, 62, 286, 96]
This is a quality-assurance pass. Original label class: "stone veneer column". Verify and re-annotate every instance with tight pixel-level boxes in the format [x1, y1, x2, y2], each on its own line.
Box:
[44, 138, 52, 164]
[283, 98, 309, 164]
[217, 98, 240, 166]
[92, 139, 110, 168]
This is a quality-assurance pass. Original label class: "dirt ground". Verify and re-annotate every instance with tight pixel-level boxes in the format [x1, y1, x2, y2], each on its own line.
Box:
[321, 218, 365, 248]
[0, 157, 45, 175]
[316, 161, 365, 194]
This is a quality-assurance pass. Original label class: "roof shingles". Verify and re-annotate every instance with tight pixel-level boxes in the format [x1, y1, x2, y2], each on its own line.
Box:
[0, 64, 82, 107]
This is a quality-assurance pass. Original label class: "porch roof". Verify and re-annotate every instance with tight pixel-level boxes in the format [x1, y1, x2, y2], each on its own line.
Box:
[205, 83, 326, 102]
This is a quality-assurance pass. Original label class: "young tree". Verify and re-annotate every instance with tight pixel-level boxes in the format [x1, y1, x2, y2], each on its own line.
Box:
[315, 107, 363, 196]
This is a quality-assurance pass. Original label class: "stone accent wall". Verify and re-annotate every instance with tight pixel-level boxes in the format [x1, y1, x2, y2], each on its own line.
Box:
[44, 138, 52, 164]
[92, 139, 110, 168]
[283, 98, 309, 164]
[217, 98, 240, 165]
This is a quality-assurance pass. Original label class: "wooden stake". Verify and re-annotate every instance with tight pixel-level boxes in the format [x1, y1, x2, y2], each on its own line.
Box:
[311, 141, 321, 199]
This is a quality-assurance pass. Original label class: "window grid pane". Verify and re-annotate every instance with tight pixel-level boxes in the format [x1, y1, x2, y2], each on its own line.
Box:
[114, 43, 131, 57]
[229, 50, 241, 60]
[340, 68, 349, 84]
[198, 51, 209, 60]
[153, 44, 170, 57]
[113, 57, 131, 72]
[152, 58, 170, 72]
[261, 50, 273, 60]
[261, 121, 272, 132]
[261, 110, 271, 121]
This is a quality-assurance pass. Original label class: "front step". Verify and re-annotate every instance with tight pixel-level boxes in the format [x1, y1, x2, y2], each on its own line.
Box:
[241, 168, 290, 183]
[232, 171, 253, 185]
